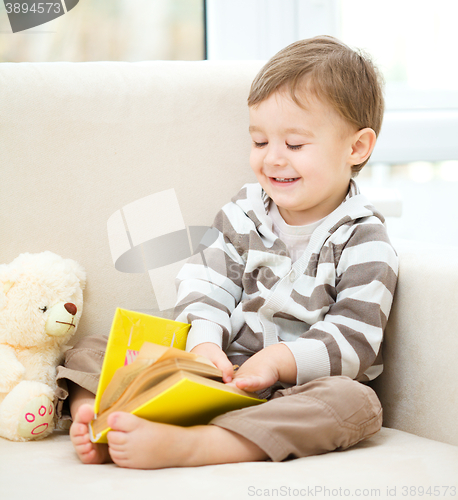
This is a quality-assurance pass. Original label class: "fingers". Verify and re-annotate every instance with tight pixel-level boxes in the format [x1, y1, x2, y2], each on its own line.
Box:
[209, 346, 234, 383]
[217, 356, 235, 383]
[235, 376, 261, 392]
[227, 375, 263, 392]
[191, 342, 234, 383]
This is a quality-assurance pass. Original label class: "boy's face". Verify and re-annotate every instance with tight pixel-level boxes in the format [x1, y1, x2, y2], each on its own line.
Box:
[249, 91, 359, 226]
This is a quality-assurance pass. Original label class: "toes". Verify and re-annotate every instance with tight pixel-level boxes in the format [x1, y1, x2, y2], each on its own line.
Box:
[107, 442, 133, 468]
[80, 448, 98, 464]
[106, 430, 127, 446]
[74, 404, 95, 424]
[79, 446, 103, 464]
[78, 441, 96, 455]
[71, 432, 90, 446]
[108, 447, 126, 467]
[107, 412, 142, 432]
[70, 422, 89, 438]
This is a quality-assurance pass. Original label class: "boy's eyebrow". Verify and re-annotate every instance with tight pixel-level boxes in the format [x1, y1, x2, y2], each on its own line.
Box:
[248, 125, 315, 137]
[283, 127, 315, 137]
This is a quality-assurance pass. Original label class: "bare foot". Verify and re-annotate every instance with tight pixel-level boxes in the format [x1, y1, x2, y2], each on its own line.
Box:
[70, 404, 111, 464]
[106, 412, 267, 469]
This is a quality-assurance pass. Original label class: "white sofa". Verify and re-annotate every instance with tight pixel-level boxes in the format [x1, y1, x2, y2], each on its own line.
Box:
[0, 61, 457, 499]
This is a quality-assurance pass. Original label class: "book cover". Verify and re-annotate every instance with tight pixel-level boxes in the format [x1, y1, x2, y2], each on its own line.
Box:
[93, 308, 190, 415]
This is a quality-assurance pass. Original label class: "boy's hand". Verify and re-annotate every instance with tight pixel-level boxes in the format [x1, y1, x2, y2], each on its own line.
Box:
[228, 356, 278, 393]
[228, 343, 297, 393]
[190, 342, 234, 383]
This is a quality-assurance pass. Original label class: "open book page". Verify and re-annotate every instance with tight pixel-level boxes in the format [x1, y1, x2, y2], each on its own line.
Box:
[98, 342, 221, 414]
[90, 370, 265, 443]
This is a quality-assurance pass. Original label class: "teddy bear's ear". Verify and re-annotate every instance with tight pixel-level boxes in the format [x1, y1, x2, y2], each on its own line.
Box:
[65, 259, 86, 290]
[0, 276, 16, 310]
[3, 281, 15, 295]
[0, 263, 17, 297]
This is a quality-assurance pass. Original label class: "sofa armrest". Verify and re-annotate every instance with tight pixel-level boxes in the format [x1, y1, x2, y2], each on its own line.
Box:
[372, 239, 458, 446]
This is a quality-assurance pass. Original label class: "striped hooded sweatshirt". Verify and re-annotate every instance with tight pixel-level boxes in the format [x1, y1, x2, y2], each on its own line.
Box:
[174, 180, 398, 384]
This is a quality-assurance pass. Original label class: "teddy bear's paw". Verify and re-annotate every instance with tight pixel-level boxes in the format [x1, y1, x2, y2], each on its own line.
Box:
[17, 395, 55, 439]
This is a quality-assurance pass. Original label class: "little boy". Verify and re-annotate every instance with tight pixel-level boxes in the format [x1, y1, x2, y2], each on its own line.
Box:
[61, 35, 398, 469]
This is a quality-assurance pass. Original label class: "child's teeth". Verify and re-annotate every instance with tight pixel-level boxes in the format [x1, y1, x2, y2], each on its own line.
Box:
[275, 178, 296, 182]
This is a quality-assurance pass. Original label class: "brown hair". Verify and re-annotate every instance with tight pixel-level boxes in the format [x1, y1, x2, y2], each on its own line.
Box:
[248, 36, 385, 174]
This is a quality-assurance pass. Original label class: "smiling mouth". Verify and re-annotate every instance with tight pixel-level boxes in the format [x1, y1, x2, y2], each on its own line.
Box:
[271, 177, 300, 183]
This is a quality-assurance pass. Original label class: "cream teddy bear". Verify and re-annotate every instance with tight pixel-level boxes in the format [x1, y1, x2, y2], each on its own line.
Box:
[0, 251, 85, 441]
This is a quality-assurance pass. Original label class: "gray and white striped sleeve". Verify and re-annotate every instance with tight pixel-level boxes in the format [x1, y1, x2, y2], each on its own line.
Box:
[283, 222, 399, 384]
[174, 207, 246, 352]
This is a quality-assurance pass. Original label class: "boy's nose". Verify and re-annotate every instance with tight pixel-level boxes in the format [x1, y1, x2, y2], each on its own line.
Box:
[264, 146, 287, 168]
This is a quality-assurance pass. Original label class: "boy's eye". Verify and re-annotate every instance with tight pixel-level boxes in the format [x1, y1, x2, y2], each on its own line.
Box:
[253, 141, 267, 148]
[287, 143, 303, 150]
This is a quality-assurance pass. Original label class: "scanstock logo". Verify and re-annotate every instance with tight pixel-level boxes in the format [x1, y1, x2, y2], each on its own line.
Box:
[107, 189, 220, 316]
[3, 0, 80, 33]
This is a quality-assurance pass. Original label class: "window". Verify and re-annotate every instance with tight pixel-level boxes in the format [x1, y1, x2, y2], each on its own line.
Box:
[206, 0, 458, 108]
[0, 0, 205, 62]
[339, 0, 458, 110]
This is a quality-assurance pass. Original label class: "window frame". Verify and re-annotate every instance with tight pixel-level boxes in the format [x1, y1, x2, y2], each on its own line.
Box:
[205, 0, 458, 163]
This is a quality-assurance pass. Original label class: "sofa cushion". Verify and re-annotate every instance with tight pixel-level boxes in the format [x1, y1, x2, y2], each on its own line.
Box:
[1, 427, 456, 499]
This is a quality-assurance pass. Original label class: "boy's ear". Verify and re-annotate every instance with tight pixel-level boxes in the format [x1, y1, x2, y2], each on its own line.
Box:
[349, 128, 377, 166]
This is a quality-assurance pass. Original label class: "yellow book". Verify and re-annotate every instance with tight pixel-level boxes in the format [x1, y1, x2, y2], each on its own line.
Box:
[89, 309, 265, 444]
[93, 308, 190, 417]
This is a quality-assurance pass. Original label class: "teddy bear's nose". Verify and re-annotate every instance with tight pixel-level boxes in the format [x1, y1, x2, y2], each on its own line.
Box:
[64, 303, 77, 316]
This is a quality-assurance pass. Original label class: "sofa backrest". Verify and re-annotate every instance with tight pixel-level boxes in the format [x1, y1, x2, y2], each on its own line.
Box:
[0, 60, 262, 340]
[371, 240, 458, 447]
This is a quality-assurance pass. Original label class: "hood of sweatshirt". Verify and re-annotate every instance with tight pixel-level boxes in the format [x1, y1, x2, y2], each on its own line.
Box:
[229, 179, 387, 283]
[231, 179, 385, 242]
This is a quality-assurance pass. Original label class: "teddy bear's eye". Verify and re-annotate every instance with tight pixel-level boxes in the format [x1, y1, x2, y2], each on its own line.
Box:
[39, 306, 48, 313]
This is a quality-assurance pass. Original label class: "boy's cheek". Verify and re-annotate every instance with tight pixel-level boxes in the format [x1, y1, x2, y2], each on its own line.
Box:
[249, 153, 261, 172]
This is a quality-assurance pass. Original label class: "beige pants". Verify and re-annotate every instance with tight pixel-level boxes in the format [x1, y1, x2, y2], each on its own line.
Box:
[56, 335, 382, 462]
